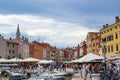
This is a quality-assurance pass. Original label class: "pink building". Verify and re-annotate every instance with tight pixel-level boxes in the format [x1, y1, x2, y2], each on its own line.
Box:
[13, 24, 29, 59]
[0, 35, 19, 59]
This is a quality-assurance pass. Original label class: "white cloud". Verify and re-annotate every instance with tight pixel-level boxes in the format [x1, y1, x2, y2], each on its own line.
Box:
[0, 14, 97, 47]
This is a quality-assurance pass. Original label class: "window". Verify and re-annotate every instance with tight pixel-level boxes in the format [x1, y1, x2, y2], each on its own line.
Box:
[105, 47, 107, 53]
[115, 32, 118, 39]
[111, 35, 113, 40]
[116, 44, 119, 51]
[9, 50, 11, 54]
[7, 43, 9, 47]
[13, 44, 14, 47]
[108, 46, 110, 53]
[102, 38, 106, 43]
[111, 45, 113, 52]
[107, 35, 113, 41]
[115, 26, 117, 29]
[107, 36, 109, 41]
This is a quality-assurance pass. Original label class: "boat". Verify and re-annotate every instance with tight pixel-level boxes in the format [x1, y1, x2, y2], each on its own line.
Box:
[33, 70, 73, 80]
[0, 64, 29, 80]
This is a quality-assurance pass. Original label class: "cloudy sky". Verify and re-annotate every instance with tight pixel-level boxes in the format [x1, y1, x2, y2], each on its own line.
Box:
[0, 0, 120, 48]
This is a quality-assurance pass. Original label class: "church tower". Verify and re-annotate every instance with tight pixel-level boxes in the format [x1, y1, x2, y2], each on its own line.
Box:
[16, 24, 20, 39]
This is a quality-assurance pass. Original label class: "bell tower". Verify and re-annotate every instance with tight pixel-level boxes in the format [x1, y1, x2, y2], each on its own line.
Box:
[16, 24, 20, 39]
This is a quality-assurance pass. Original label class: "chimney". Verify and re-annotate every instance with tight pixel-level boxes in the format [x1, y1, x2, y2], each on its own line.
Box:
[106, 24, 109, 27]
[22, 36, 24, 40]
[9, 37, 12, 40]
[103, 25, 105, 29]
[115, 16, 119, 23]
[25, 37, 27, 41]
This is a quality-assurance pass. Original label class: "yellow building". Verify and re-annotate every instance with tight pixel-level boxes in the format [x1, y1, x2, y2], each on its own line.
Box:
[86, 32, 99, 53]
[100, 16, 120, 57]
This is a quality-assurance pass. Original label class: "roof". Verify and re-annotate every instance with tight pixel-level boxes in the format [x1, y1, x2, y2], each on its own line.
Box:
[5, 39, 19, 44]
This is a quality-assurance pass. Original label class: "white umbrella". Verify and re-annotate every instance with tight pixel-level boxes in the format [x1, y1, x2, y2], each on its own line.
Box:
[70, 59, 79, 63]
[22, 57, 40, 62]
[76, 53, 104, 63]
[8, 57, 23, 62]
[38, 59, 50, 64]
[0, 58, 8, 63]
[48, 60, 56, 63]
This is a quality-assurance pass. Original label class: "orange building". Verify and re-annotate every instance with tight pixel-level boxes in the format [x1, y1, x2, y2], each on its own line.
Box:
[29, 41, 50, 60]
[91, 33, 101, 55]
[29, 41, 43, 59]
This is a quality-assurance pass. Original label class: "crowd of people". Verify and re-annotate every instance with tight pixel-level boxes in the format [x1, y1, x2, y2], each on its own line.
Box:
[72, 63, 120, 80]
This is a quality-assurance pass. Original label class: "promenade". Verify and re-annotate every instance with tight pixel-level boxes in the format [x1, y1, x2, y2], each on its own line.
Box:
[66, 68, 92, 80]
[28, 68, 92, 80]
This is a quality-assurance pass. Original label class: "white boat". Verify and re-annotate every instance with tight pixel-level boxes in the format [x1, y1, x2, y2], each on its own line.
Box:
[34, 70, 73, 80]
[0, 64, 29, 80]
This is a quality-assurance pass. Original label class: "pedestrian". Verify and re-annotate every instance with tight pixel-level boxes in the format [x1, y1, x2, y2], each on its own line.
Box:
[78, 64, 82, 78]
[82, 64, 88, 80]
[73, 64, 77, 73]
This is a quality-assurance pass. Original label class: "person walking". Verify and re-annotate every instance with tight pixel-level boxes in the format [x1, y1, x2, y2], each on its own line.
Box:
[79, 64, 82, 78]
[82, 64, 88, 80]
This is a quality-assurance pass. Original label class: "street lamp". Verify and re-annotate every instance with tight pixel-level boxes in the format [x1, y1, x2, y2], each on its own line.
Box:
[103, 45, 106, 80]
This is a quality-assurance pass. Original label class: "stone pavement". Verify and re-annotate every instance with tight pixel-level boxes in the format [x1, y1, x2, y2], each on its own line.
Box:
[66, 68, 92, 80]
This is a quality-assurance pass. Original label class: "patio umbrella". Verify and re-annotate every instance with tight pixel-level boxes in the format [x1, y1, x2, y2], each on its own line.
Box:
[8, 57, 23, 62]
[22, 57, 40, 62]
[76, 53, 104, 63]
[38, 59, 50, 64]
[0, 58, 8, 63]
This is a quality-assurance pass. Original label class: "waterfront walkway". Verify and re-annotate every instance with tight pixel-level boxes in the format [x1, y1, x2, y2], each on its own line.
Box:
[28, 68, 92, 80]
[66, 68, 92, 80]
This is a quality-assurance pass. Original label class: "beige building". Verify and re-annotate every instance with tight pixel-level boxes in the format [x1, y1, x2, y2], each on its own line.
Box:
[86, 32, 99, 53]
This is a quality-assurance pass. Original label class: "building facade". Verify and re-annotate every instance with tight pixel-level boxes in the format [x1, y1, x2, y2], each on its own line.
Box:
[29, 41, 51, 60]
[5, 39, 19, 59]
[50, 47, 57, 61]
[100, 16, 120, 56]
[86, 32, 99, 53]
[91, 33, 101, 55]
[13, 24, 29, 59]
[29, 41, 43, 59]
[0, 35, 19, 59]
